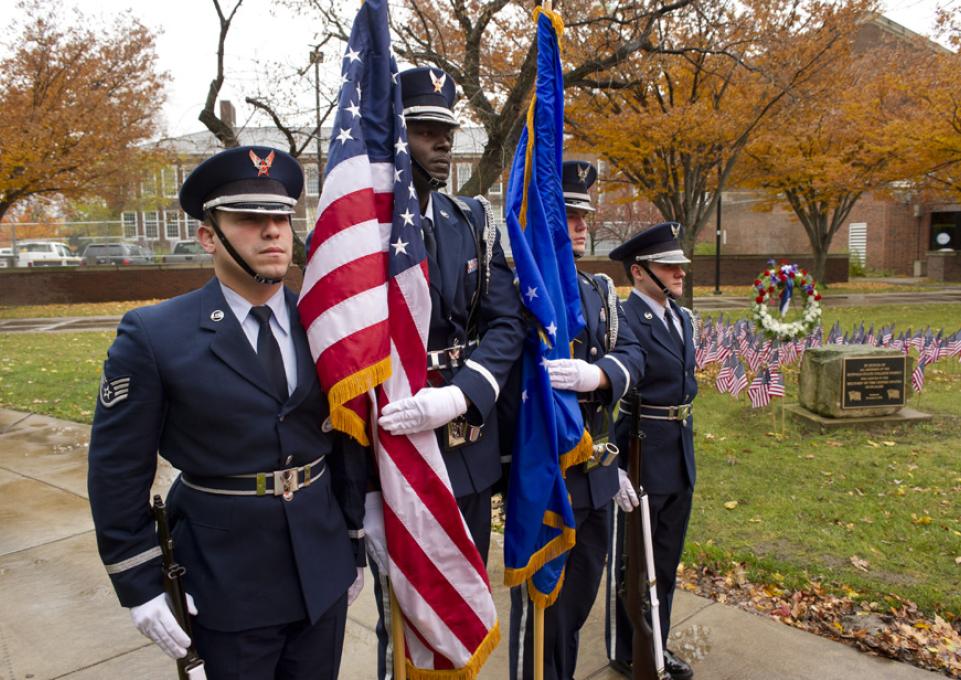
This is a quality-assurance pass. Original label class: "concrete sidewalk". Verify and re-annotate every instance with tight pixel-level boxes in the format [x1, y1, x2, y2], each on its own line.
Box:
[0, 408, 940, 679]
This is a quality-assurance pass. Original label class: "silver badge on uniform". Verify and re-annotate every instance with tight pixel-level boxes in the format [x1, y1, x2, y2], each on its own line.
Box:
[322, 417, 333, 433]
[439, 210, 450, 219]
[644, 312, 653, 320]
[210, 310, 225, 322]
[99, 374, 131, 408]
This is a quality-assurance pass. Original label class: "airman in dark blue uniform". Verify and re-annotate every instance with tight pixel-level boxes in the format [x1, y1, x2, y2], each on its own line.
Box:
[508, 161, 644, 680]
[605, 222, 698, 680]
[366, 66, 525, 680]
[87, 146, 367, 679]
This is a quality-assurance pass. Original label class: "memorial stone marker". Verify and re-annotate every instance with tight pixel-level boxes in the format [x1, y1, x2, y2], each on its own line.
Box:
[799, 345, 913, 418]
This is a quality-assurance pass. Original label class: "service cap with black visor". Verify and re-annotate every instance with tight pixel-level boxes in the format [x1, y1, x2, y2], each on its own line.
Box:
[180, 146, 303, 285]
[609, 221, 691, 301]
[398, 66, 459, 192]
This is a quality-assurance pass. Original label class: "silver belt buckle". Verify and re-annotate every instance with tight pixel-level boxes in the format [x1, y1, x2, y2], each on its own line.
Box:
[448, 346, 462, 368]
[274, 468, 299, 501]
[446, 416, 481, 449]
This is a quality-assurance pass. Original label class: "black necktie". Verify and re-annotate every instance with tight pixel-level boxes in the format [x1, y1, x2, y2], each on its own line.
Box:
[422, 216, 444, 338]
[422, 216, 438, 263]
[665, 307, 685, 353]
[250, 306, 288, 401]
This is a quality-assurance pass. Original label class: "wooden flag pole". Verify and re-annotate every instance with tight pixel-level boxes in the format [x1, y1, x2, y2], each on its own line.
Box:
[532, 2, 551, 679]
[534, 601, 545, 680]
[389, 582, 407, 680]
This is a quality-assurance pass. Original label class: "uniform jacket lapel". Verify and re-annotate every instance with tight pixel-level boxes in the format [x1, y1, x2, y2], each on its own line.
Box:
[200, 278, 283, 401]
[433, 194, 462, 313]
[285, 288, 317, 411]
[672, 302, 695, 367]
[575, 273, 600, 354]
[627, 293, 682, 360]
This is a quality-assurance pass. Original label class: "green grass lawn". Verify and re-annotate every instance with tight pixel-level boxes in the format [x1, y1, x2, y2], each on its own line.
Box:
[685, 303, 961, 619]
[1, 302, 959, 621]
[0, 300, 160, 319]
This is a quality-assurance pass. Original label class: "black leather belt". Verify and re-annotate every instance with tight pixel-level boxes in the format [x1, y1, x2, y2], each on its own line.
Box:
[618, 401, 693, 421]
[180, 456, 326, 501]
[427, 340, 479, 371]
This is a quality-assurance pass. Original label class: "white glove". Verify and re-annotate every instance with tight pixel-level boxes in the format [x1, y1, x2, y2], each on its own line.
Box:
[546, 358, 603, 392]
[347, 566, 364, 605]
[614, 468, 640, 513]
[129, 591, 197, 659]
[378, 385, 468, 434]
[364, 491, 388, 573]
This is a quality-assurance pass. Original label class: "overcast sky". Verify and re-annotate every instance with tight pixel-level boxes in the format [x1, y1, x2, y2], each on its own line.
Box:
[1, 0, 955, 138]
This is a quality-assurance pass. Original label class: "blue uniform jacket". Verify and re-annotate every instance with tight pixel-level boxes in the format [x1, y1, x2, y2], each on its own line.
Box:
[614, 293, 697, 494]
[427, 192, 525, 497]
[564, 272, 644, 510]
[88, 279, 367, 632]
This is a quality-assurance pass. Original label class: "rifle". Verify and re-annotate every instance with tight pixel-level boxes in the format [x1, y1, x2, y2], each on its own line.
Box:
[623, 391, 668, 680]
[152, 496, 207, 680]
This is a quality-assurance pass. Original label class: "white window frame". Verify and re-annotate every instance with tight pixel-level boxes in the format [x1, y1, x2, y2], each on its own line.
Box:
[162, 166, 179, 198]
[305, 164, 320, 197]
[164, 210, 181, 240]
[456, 162, 473, 193]
[143, 211, 160, 240]
[184, 214, 200, 238]
[122, 211, 138, 239]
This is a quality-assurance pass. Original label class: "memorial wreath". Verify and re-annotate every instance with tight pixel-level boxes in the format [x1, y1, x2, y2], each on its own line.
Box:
[752, 261, 822, 341]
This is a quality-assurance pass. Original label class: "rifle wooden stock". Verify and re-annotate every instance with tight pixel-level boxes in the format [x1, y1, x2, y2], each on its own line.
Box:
[153, 496, 207, 680]
[623, 392, 667, 680]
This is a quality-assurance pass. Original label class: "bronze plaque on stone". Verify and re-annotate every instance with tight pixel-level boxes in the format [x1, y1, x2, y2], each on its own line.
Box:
[842, 357, 906, 409]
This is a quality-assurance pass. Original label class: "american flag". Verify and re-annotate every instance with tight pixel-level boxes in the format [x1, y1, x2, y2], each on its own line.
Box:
[911, 354, 927, 394]
[297, 1, 498, 674]
[729, 357, 749, 399]
[714, 354, 735, 393]
[768, 366, 786, 397]
[748, 368, 771, 408]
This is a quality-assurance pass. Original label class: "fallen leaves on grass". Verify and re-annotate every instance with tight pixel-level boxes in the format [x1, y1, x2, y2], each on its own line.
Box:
[678, 563, 961, 677]
[850, 555, 871, 572]
[723, 501, 739, 510]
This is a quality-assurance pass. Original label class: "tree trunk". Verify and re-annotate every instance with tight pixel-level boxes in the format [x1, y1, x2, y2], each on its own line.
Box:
[812, 247, 829, 286]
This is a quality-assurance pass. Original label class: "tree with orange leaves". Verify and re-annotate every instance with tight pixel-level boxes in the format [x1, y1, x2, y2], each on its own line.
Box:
[299, 0, 699, 197]
[0, 1, 168, 224]
[896, 8, 961, 202]
[740, 17, 935, 283]
[567, 0, 871, 303]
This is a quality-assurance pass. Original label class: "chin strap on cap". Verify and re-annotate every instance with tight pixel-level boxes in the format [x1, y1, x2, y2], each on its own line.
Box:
[411, 156, 447, 190]
[639, 261, 677, 300]
[205, 210, 287, 285]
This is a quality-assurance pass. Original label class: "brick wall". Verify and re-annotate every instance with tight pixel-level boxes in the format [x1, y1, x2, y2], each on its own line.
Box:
[699, 191, 928, 276]
[0, 255, 847, 307]
[575, 254, 849, 287]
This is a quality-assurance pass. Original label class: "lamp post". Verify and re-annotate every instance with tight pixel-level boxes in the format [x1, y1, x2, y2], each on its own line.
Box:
[310, 46, 324, 196]
[714, 165, 723, 295]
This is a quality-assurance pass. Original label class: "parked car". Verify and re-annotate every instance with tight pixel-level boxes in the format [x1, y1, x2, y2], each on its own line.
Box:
[162, 239, 212, 264]
[80, 242, 153, 266]
[13, 241, 82, 267]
